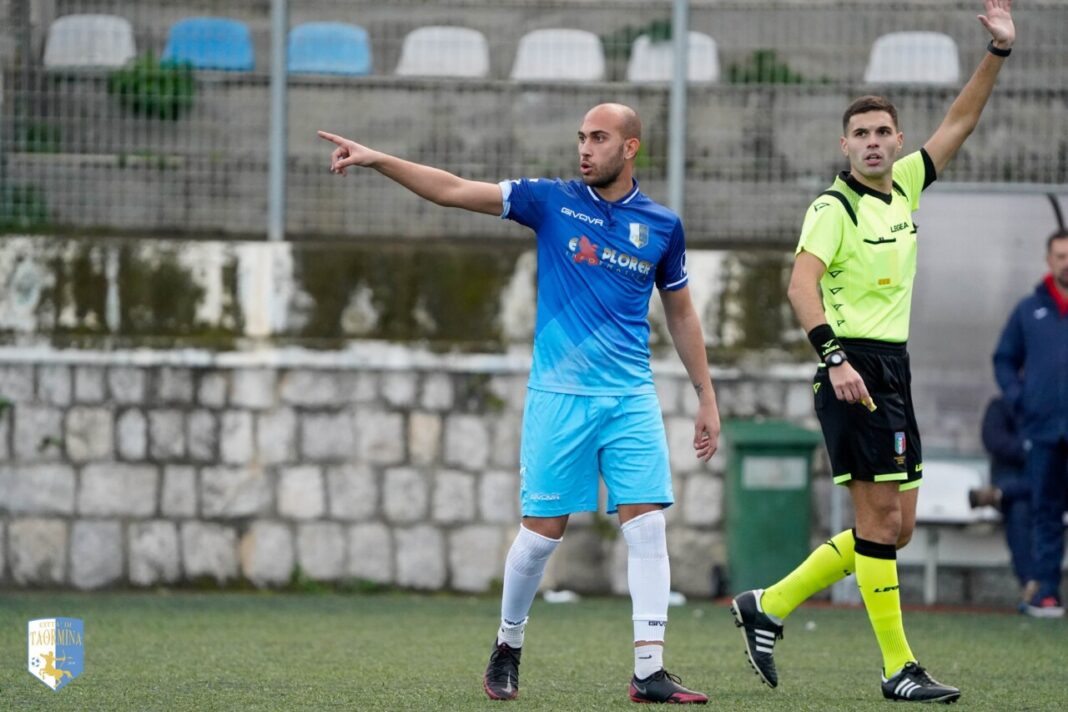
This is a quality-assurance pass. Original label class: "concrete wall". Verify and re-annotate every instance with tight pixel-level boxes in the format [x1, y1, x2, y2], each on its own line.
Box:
[0, 345, 825, 597]
[3, 223, 1064, 603]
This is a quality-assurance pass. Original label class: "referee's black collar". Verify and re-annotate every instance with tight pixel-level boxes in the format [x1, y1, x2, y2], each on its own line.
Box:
[839, 171, 893, 205]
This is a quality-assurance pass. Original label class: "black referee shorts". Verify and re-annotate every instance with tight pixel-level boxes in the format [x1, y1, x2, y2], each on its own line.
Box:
[813, 338, 923, 490]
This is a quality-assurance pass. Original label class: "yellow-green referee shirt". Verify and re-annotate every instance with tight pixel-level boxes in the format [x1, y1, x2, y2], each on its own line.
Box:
[795, 149, 936, 342]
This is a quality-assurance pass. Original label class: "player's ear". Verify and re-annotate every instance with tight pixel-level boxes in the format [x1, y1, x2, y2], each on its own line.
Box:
[624, 137, 640, 160]
[840, 136, 849, 156]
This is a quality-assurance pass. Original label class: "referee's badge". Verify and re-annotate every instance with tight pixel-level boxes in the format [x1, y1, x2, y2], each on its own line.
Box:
[629, 223, 649, 249]
[894, 431, 906, 455]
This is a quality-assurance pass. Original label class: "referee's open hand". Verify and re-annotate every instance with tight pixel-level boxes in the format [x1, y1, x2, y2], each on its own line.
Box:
[828, 362, 871, 407]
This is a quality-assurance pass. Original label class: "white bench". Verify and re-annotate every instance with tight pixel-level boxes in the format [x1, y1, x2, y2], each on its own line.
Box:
[903, 462, 1068, 604]
[909, 458, 999, 604]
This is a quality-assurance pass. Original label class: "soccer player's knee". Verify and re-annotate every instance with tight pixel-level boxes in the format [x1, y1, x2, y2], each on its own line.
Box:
[896, 526, 913, 549]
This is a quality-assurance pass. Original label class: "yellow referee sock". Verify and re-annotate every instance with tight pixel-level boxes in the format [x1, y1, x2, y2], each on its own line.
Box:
[854, 536, 915, 676]
[761, 529, 856, 620]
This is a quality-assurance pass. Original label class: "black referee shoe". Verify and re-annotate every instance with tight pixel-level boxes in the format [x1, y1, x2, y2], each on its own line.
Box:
[881, 662, 961, 704]
[730, 589, 783, 688]
[483, 640, 521, 700]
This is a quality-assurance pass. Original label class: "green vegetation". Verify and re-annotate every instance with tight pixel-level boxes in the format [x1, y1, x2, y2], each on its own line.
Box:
[108, 53, 196, 120]
[22, 121, 62, 153]
[728, 49, 805, 84]
[0, 592, 1063, 710]
[0, 184, 49, 230]
[601, 18, 672, 61]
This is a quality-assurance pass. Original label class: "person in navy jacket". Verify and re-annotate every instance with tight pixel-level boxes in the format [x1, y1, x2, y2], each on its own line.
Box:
[993, 230, 1068, 618]
[971, 396, 1036, 610]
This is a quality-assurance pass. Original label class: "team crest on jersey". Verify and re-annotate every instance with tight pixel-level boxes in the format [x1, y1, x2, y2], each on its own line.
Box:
[894, 432, 906, 455]
[28, 618, 84, 691]
[628, 223, 649, 249]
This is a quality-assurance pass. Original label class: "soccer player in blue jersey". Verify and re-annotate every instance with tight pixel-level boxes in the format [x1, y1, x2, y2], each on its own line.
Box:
[319, 103, 720, 704]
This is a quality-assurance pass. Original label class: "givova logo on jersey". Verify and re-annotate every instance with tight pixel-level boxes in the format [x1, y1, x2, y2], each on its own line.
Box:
[28, 617, 84, 691]
[567, 236, 652, 279]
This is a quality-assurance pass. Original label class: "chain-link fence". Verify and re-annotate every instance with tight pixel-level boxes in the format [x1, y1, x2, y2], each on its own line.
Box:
[2, 0, 1066, 244]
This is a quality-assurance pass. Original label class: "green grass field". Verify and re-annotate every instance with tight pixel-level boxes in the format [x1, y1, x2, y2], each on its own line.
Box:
[0, 591, 1064, 710]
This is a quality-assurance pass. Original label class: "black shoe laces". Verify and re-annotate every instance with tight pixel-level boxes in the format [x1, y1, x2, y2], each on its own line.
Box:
[487, 644, 520, 682]
[649, 669, 682, 685]
[909, 664, 936, 684]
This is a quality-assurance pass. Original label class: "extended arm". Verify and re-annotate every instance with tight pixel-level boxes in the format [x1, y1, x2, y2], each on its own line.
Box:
[660, 286, 720, 462]
[788, 251, 871, 405]
[317, 131, 503, 216]
[923, 0, 1015, 174]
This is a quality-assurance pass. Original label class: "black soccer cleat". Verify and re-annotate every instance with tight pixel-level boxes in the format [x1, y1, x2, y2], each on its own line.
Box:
[483, 640, 521, 700]
[730, 589, 783, 688]
[881, 662, 961, 704]
[629, 669, 709, 704]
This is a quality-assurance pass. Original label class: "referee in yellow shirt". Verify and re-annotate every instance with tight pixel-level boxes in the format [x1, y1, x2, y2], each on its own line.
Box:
[731, 0, 1016, 704]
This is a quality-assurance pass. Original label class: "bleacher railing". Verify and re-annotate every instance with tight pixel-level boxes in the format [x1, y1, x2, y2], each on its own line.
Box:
[2, 0, 1065, 245]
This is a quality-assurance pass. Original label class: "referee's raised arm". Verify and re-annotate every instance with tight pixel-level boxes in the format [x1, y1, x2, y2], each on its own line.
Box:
[316, 130, 504, 217]
[923, 0, 1015, 173]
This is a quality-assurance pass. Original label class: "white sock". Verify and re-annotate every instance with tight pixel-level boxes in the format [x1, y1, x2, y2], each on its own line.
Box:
[623, 510, 670, 674]
[497, 524, 560, 648]
[634, 643, 664, 680]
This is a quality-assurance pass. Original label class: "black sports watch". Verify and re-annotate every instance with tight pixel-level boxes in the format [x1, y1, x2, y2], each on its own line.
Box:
[825, 350, 848, 368]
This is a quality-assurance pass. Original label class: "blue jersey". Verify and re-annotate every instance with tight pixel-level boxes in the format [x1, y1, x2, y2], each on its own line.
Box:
[500, 178, 689, 395]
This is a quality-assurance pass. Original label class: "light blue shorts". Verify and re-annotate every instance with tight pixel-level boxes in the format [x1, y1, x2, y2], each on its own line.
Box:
[519, 389, 674, 517]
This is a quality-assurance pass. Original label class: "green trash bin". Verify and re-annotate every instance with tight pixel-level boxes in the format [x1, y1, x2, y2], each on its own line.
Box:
[723, 419, 823, 594]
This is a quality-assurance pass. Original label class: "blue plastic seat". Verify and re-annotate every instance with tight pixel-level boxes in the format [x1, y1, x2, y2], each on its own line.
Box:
[162, 17, 254, 71]
[288, 22, 372, 76]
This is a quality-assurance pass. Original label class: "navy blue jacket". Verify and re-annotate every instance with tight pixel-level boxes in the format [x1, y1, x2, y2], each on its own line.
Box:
[980, 396, 1026, 479]
[993, 280, 1068, 443]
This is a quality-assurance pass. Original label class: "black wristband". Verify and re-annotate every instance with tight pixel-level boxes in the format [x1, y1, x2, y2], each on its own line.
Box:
[807, 324, 844, 361]
[987, 40, 1011, 57]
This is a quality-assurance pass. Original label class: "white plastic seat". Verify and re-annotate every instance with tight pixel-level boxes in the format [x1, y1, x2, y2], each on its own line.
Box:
[395, 26, 489, 78]
[510, 29, 605, 81]
[43, 14, 136, 69]
[913, 458, 998, 604]
[627, 32, 719, 84]
[863, 31, 960, 85]
[915, 459, 994, 524]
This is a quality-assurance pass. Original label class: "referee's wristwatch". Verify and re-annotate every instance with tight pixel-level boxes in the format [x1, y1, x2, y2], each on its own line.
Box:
[825, 350, 848, 368]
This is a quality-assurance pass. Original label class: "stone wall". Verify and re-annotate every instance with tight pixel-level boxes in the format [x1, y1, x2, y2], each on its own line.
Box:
[0, 346, 823, 596]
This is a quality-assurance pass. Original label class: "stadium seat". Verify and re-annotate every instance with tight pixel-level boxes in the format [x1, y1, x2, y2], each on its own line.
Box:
[863, 31, 960, 85]
[288, 22, 372, 76]
[510, 29, 605, 81]
[627, 32, 720, 84]
[43, 14, 136, 69]
[395, 26, 489, 78]
[162, 17, 255, 71]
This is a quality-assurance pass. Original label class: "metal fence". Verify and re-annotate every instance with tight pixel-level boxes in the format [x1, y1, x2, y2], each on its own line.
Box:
[2, 0, 1066, 245]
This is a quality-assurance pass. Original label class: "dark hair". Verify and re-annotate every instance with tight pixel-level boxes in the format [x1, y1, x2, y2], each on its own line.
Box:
[1048, 230, 1068, 252]
[842, 95, 899, 133]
